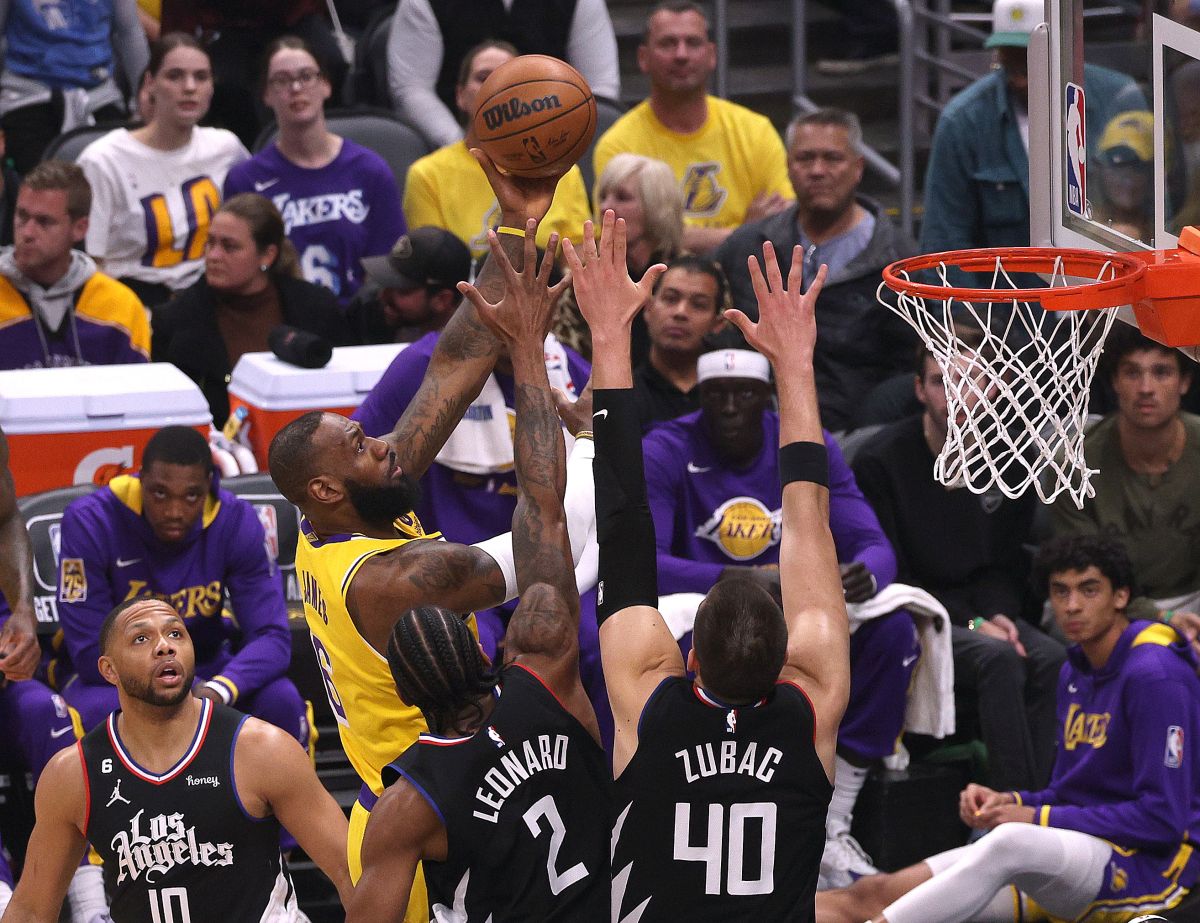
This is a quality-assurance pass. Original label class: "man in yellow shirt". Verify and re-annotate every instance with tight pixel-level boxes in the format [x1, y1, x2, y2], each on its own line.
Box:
[592, 0, 794, 253]
[403, 39, 592, 261]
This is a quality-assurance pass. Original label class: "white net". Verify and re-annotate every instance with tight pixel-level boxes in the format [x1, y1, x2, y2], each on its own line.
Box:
[879, 254, 1122, 508]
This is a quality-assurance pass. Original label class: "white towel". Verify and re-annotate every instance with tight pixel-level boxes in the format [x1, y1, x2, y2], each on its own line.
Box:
[656, 582, 956, 742]
[434, 334, 576, 475]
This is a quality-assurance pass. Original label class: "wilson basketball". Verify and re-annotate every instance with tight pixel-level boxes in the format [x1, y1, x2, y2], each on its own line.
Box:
[472, 55, 597, 179]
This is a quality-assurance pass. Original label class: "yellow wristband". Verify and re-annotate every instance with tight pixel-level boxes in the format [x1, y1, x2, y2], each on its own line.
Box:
[496, 225, 527, 238]
[573, 430, 593, 441]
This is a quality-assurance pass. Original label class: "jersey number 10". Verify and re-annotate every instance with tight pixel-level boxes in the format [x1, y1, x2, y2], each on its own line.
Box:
[148, 887, 192, 923]
[674, 802, 777, 896]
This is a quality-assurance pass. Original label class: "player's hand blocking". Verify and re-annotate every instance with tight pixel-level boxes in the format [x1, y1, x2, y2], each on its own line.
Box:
[457, 221, 570, 350]
[562, 211, 666, 340]
[724, 242, 828, 372]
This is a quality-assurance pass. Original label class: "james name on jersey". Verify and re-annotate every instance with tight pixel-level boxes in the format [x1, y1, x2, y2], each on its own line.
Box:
[111, 807, 234, 886]
[472, 730, 571, 823]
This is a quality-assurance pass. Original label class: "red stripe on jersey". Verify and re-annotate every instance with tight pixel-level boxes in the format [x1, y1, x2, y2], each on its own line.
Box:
[107, 699, 213, 784]
[513, 662, 568, 711]
[78, 741, 91, 837]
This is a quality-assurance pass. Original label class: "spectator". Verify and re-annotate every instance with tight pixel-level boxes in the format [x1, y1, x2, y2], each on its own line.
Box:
[0, 0, 148, 175]
[818, 534, 1200, 923]
[346, 226, 472, 345]
[592, 1, 793, 254]
[642, 348, 920, 888]
[160, 0, 348, 147]
[554, 152, 683, 360]
[1053, 327, 1200, 622]
[921, 0, 1144, 255]
[386, 0, 619, 150]
[631, 255, 726, 431]
[0, 160, 148, 370]
[402, 39, 591, 263]
[225, 36, 406, 307]
[77, 32, 249, 308]
[715, 108, 918, 431]
[151, 193, 349, 425]
[1091, 110, 1154, 241]
[56, 425, 309, 747]
[852, 329, 1065, 792]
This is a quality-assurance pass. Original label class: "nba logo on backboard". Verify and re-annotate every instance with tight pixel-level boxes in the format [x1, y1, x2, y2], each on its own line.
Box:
[1165, 725, 1184, 769]
[1065, 83, 1087, 218]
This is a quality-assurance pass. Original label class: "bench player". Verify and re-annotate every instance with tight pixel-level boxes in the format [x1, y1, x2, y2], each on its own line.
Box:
[348, 228, 609, 922]
[567, 213, 850, 920]
[0, 598, 351, 923]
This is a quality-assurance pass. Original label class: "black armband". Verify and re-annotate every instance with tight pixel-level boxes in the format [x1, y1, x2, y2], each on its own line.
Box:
[594, 388, 659, 624]
[779, 441, 829, 488]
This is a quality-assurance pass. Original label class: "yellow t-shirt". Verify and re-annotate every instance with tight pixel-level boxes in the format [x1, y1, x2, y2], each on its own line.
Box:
[137, 0, 159, 19]
[592, 96, 794, 229]
[403, 141, 593, 260]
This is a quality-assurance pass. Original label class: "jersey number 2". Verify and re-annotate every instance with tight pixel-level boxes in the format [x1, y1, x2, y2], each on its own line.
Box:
[148, 887, 191, 923]
[523, 794, 588, 895]
[674, 802, 777, 895]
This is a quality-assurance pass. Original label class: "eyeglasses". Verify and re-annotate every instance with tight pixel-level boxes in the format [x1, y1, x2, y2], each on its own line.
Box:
[267, 69, 322, 91]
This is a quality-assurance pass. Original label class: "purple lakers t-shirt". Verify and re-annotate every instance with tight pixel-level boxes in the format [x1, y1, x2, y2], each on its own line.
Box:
[225, 139, 406, 305]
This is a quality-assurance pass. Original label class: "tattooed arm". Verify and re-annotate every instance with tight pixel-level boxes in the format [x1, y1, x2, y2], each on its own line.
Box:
[0, 425, 38, 682]
[384, 152, 564, 480]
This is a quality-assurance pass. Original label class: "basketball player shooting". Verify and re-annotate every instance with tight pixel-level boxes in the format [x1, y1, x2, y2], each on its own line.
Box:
[347, 228, 610, 922]
[1, 598, 351, 923]
[564, 212, 851, 920]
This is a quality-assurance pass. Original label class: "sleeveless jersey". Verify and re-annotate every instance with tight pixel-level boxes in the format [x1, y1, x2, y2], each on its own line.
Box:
[610, 677, 832, 922]
[384, 664, 611, 922]
[295, 513, 457, 796]
[80, 700, 296, 923]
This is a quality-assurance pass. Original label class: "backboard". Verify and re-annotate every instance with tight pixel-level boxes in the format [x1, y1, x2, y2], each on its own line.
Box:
[1030, 0, 1200, 358]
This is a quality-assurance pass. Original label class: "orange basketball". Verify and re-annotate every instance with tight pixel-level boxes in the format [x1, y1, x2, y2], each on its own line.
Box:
[472, 55, 597, 179]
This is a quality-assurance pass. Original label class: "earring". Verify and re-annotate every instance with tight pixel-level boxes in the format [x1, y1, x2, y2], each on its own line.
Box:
[259, 263, 269, 272]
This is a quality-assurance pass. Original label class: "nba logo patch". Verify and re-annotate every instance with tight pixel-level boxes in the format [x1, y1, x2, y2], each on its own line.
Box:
[1065, 83, 1087, 218]
[59, 558, 87, 603]
[1165, 725, 1184, 769]
[255, 504, 280, 565]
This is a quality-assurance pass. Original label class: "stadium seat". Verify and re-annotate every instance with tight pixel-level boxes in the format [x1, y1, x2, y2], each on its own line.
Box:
[252, 107, 429, 203]
[41, 123, 130, 164]
[221, 472, 302, 611]
[346, 4, 396, 108]
[579, 96, 626, 194]
[16, 483, 99, 635]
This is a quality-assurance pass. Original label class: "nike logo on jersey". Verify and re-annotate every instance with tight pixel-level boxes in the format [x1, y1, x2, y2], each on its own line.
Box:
[254, 178, 280, 191]
[1068, 683, 1078, 693]
[687, 462, 711, 474]
[902, 654, 919, 669]
[115, 557, 141, 568]
[50, 725, 74, 738]
[593, 409, 608, 421]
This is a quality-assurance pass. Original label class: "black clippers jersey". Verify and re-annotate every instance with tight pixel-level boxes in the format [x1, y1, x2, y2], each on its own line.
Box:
[81, 700, 296, 923]
[384, 663, 612, 922]
[611, 678, 833, 922]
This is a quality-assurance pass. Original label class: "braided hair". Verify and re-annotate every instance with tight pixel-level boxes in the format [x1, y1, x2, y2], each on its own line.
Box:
[387, 606, 500, 734]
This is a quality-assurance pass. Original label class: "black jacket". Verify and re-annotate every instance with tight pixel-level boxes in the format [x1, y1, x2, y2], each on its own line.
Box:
[151, 275, 350, 424]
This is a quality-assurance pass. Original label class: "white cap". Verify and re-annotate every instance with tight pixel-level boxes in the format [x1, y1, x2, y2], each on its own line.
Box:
[696, 349, 771, 384]
[986, 0, 1042, 48]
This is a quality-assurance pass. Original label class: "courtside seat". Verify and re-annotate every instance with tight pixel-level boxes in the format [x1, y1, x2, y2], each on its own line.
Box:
[17, 483, 98, 636]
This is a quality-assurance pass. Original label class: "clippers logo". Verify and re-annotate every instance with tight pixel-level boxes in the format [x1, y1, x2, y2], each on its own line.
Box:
[1065, 82, 1087, 218]
[487, 726, 505, 749]
[1165, 725, 1184, 769]
[59, 558, 87, 603]
[481, 95, 563, 131]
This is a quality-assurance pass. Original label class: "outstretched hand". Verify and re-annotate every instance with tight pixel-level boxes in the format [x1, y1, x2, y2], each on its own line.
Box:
[724, 242, 826, 369]
[562, 211, 666, 341]
[470, 148, 560, 225]
[456, 221, 570, 351]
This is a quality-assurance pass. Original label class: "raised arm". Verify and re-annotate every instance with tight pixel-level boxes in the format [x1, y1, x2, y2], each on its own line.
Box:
[724, 243, 849, 781]
[0, 426, 38, 682]
[383, 152, 564, 481]
[563, 213, 673, 774]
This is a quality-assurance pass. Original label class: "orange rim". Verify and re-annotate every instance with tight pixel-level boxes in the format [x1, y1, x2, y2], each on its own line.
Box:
[882, 246, 1147, 312]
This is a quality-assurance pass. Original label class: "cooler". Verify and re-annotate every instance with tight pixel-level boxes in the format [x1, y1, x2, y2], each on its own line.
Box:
[227, 343, 406, 467]
[0, 363, 211, 496]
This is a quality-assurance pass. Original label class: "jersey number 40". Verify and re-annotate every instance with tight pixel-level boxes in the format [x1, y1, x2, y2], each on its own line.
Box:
[674, 802, 776, 896]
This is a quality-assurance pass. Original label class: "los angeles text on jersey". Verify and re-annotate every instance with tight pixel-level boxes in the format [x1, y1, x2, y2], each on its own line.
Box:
[473, 733, 571, 823]
[676, 739, 783, 784]
[111, 808, 233, 884]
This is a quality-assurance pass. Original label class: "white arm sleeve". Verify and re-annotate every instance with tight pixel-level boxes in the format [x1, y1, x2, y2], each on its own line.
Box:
[387, 0, 464, 148]
[473, 436, 597, 603]
[566, 0, 620, 100]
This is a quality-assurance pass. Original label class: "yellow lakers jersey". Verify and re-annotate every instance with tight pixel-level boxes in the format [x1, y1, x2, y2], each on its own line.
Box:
[296, 511, 463, 795]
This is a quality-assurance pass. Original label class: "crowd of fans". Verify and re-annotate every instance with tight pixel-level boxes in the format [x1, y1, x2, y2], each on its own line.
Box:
[1, 0, 1199, 920]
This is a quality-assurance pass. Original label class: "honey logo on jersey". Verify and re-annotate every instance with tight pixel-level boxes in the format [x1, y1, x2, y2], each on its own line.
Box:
[696, 497, 781, 561]
[681, 162, 728, 217]
[59, 558, 87, 603]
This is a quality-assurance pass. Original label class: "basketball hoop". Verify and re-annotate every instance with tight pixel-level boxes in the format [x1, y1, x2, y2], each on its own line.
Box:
[878, 228, 1200, 508]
